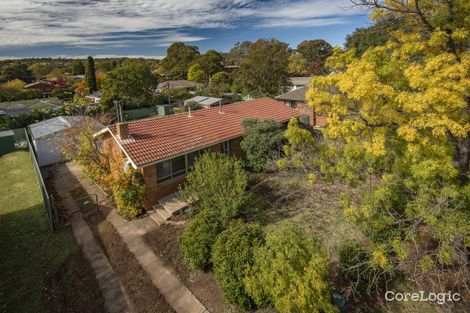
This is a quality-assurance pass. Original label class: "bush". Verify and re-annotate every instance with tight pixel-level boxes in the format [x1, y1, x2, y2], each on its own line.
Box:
[338, 241, 390, 295]
[180, 153, 247, 224]
[211, 221, 264, 310]
[244, 221, 337, 313]
[111, 168, 145, 219]
[180, 209, 224, 270]
[240, 118, 284, 172]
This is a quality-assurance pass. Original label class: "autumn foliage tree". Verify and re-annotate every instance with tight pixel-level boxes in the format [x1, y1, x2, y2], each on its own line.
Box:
[308, 0, 470, 295]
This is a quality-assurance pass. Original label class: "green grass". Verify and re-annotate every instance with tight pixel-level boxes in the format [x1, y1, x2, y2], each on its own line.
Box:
[0, 151, 77, 313]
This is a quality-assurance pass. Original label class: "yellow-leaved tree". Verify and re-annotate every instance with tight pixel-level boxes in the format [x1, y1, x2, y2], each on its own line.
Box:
[308, 0, 470, 294]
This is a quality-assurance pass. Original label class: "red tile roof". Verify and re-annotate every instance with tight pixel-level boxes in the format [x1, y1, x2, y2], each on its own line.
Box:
[106, 98, 299, 167]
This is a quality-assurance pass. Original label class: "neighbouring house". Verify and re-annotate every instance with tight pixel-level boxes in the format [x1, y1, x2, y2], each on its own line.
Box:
[24, 78, 67, 96]
[276, 86, 327, 128]
[284, 76, 311, 92]
[85, 91, 102, 104]
[29, 116, 103, 167]
[95, 98, 301, 208]
[0, 97, 62, 117]
[223, 65, 239, 73]
[156, 80, 203, 92]
[183, 96, 223, 109]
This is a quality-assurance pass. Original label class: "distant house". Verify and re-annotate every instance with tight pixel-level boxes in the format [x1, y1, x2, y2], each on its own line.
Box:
[29, 116, 103, 167]
[85, 91, 102, 104]
[276, 86, 326, 128]
[156, 80, 203, 92]
[0, 97, 62, 117]
[284, 77, 311, 92]
[183, 96, 223, 109]
[223, 65, 239, 73]
[24, 79, 67, 95]
[95, 98, 300, 208]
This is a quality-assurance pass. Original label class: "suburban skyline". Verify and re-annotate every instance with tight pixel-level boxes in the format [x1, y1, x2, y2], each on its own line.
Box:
[0, 0, 371, 58]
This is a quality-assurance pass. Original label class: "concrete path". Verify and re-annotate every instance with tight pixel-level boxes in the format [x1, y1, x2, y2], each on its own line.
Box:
[65, 162, 208, 313]
[54, 165, 133, 313]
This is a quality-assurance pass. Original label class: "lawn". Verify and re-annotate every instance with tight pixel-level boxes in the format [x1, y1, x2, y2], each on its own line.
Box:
[0, 151, 77, 313]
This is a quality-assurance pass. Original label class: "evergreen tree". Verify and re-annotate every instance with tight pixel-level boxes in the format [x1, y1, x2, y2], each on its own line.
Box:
[85, 56, 97, 93]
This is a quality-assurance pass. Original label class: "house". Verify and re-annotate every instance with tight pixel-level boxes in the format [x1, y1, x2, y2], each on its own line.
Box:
[29, 116, 103, 167]
[85, 91, 102, 104]
[156, 80, 203, 92]
[276, 86, 327, 128]
[95, 98, 300, 208]
[284, 77, 311, 92]
[0, 97, 62, 116]
[183, 96, 223, 109]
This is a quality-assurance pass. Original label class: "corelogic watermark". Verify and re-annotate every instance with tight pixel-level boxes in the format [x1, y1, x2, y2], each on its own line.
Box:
[385, 291, 461, 305]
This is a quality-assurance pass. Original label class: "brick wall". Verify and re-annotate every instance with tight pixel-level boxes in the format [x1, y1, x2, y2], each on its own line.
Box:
[140, 137, 245, 208]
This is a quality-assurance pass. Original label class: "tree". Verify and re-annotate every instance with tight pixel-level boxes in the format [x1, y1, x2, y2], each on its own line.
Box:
[345, 19, 399, 56]
[101, 60, 156, 109]
[288, 53, 308, 76]
[240, 118, 284, 172]
[211, 71, 231, 93]
[85, 56, 97, 94]
[309, 0, 470, 294]
[1, 63, 33, 83]
[179, 153, 248, 224]
[234, 39, 290, 97]
[244, 222, 337, 313]
[225, 41, 252, 65]
[160, 42, 200, 79]
[71, 59, 85, 75]
[211, 221, 264, 309]
[28, 63, 52, 80]
[180, 209, 224, 270]
[196, 50, 224, 85]
[297, 40, 333, 75]
[187, 63, 205, 83]
[111, 168, 145, 219]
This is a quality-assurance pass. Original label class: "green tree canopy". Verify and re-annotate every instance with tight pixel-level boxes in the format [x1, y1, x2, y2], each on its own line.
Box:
[187, 63, 205, 83]
[196, 50, 224, 85]
[345, 19, 399, 56]
[85, 56, 97, 93]
[159, 42, 200, 79]
[180, 153, 248, 224]
[297, 39, 333, 64]
[0, 63, 33, 83]
[288, 53, 309, 76]
[234, 38, 289, 97]
[211, 221, 264, 310]
[240, 118, 284, 172]
[244, 222, 337, 313]
[71, 59, 85, 75]
[225, 41, 252, 65]
[101, 60, 157, 109]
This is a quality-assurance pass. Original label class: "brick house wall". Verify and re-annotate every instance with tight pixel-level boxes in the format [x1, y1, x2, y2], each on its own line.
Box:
[140, 137, 245, 208]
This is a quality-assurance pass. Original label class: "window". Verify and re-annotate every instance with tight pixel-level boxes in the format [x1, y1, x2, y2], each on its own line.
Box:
[172, 155, 186, 178]
[221, 140, 230, 155]
[156, 160, 172, 183]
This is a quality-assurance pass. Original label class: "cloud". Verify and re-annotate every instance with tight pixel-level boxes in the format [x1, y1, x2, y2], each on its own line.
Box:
[0, 0, 361, 50]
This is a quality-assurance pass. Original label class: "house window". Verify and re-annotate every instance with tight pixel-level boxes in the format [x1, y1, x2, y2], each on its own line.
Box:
[156, 160, 172, 183]
[172, 155, 186, 178]
[221, 140, 230, 155]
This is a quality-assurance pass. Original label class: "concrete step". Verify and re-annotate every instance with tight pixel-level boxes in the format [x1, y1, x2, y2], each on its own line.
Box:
[157, 192, 188, 216]
[156, 208, 171, 220]
[147, 209, 167, 225]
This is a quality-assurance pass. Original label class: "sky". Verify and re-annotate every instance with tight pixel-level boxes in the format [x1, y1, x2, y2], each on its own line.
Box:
[0, 0, 372, 59]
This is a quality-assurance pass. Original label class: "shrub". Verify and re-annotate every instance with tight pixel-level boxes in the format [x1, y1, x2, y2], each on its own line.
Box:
[180, 153, 247, 224]
[244, 221, 337, 313]
[180, 209, 224, 271]
[338, 241, 390, 295]
[211, 221, 264, 309]
[240, 118, 284, 172]
[111, 168, 145, 219]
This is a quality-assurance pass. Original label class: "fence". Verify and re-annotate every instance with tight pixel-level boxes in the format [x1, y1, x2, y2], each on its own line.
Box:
[25, 128, 59, 232]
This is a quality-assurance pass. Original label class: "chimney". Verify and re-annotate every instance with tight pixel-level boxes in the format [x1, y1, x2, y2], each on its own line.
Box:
[218, 100, 224, 114]
[117, 122, 129, 139]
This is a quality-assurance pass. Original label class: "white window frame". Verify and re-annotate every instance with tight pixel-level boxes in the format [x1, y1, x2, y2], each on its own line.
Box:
[221, 140, 230, 155]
